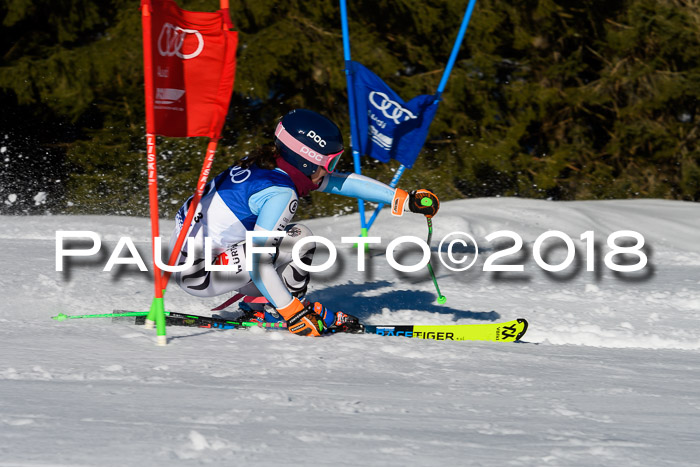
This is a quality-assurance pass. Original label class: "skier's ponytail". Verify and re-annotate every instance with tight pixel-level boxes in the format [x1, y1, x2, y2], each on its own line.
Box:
[236, 144, 278, 170]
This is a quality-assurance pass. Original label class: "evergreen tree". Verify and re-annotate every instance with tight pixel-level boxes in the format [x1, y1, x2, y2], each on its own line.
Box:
[0, 0, 697, 217]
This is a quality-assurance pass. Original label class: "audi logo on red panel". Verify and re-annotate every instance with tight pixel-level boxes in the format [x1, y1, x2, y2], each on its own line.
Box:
[157, 23, 204, 60]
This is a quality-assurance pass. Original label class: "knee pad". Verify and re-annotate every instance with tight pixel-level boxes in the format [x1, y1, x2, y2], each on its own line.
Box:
[277, 224, 315, 264]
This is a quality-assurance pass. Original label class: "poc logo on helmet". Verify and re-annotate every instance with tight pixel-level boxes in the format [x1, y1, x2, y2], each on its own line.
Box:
[306, 130, 327, 148]
[300, 146, 324, 162]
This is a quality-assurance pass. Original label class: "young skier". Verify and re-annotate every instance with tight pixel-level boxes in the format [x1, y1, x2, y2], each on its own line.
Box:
[170, 109, 439, 337]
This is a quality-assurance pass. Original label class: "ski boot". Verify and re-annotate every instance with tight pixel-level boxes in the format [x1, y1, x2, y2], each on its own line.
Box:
[211, 296, 277, 324]
[327, 310, 363, 334]
[235, 297, 285, 324]
[237, 289, 309, 325]
[215, 293, 362, 334]
[311, 302, 363, 334]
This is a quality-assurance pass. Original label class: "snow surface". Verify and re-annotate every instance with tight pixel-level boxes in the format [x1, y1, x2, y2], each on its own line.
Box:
[1, 198, 699, 466]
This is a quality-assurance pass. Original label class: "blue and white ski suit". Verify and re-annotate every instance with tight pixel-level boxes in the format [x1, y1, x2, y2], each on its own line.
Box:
[171, 164, 397, 310]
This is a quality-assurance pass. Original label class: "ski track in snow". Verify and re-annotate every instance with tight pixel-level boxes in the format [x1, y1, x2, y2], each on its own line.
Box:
[1, 198, 699, 466]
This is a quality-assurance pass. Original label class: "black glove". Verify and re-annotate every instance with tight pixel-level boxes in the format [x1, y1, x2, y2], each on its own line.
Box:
[408, 189, 439, 218]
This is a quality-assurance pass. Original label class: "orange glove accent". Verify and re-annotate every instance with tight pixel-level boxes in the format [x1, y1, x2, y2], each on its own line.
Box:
[277, 298, 324, 337]
[391, 188, 410, 216]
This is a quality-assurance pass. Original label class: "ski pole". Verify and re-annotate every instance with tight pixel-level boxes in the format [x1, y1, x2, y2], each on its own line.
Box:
[424, 209, 446, 304]
[52, 311, 150, 321]
[51, 310, 288, 329]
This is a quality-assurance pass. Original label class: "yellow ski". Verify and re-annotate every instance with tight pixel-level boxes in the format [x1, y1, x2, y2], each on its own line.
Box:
[363, 319, 528, 342]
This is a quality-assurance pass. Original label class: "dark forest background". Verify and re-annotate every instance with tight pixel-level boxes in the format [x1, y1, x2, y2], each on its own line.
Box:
[1, 0, 698, 218]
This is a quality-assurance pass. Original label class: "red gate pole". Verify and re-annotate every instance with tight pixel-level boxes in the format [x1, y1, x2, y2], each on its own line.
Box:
[160, 138, 219, 288]
[141, 2, 167, 345]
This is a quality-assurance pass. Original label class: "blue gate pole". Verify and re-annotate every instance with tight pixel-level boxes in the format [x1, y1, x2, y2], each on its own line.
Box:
[435, 0, 478, 101]
[367, 0, 478, 230]
[340, 0, 369, 239]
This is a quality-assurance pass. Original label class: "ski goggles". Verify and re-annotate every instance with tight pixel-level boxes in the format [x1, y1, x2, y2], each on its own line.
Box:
[275, 122, 343, 172]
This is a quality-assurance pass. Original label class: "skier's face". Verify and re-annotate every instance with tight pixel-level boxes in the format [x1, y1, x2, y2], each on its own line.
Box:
[310, 166, 328, 184]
